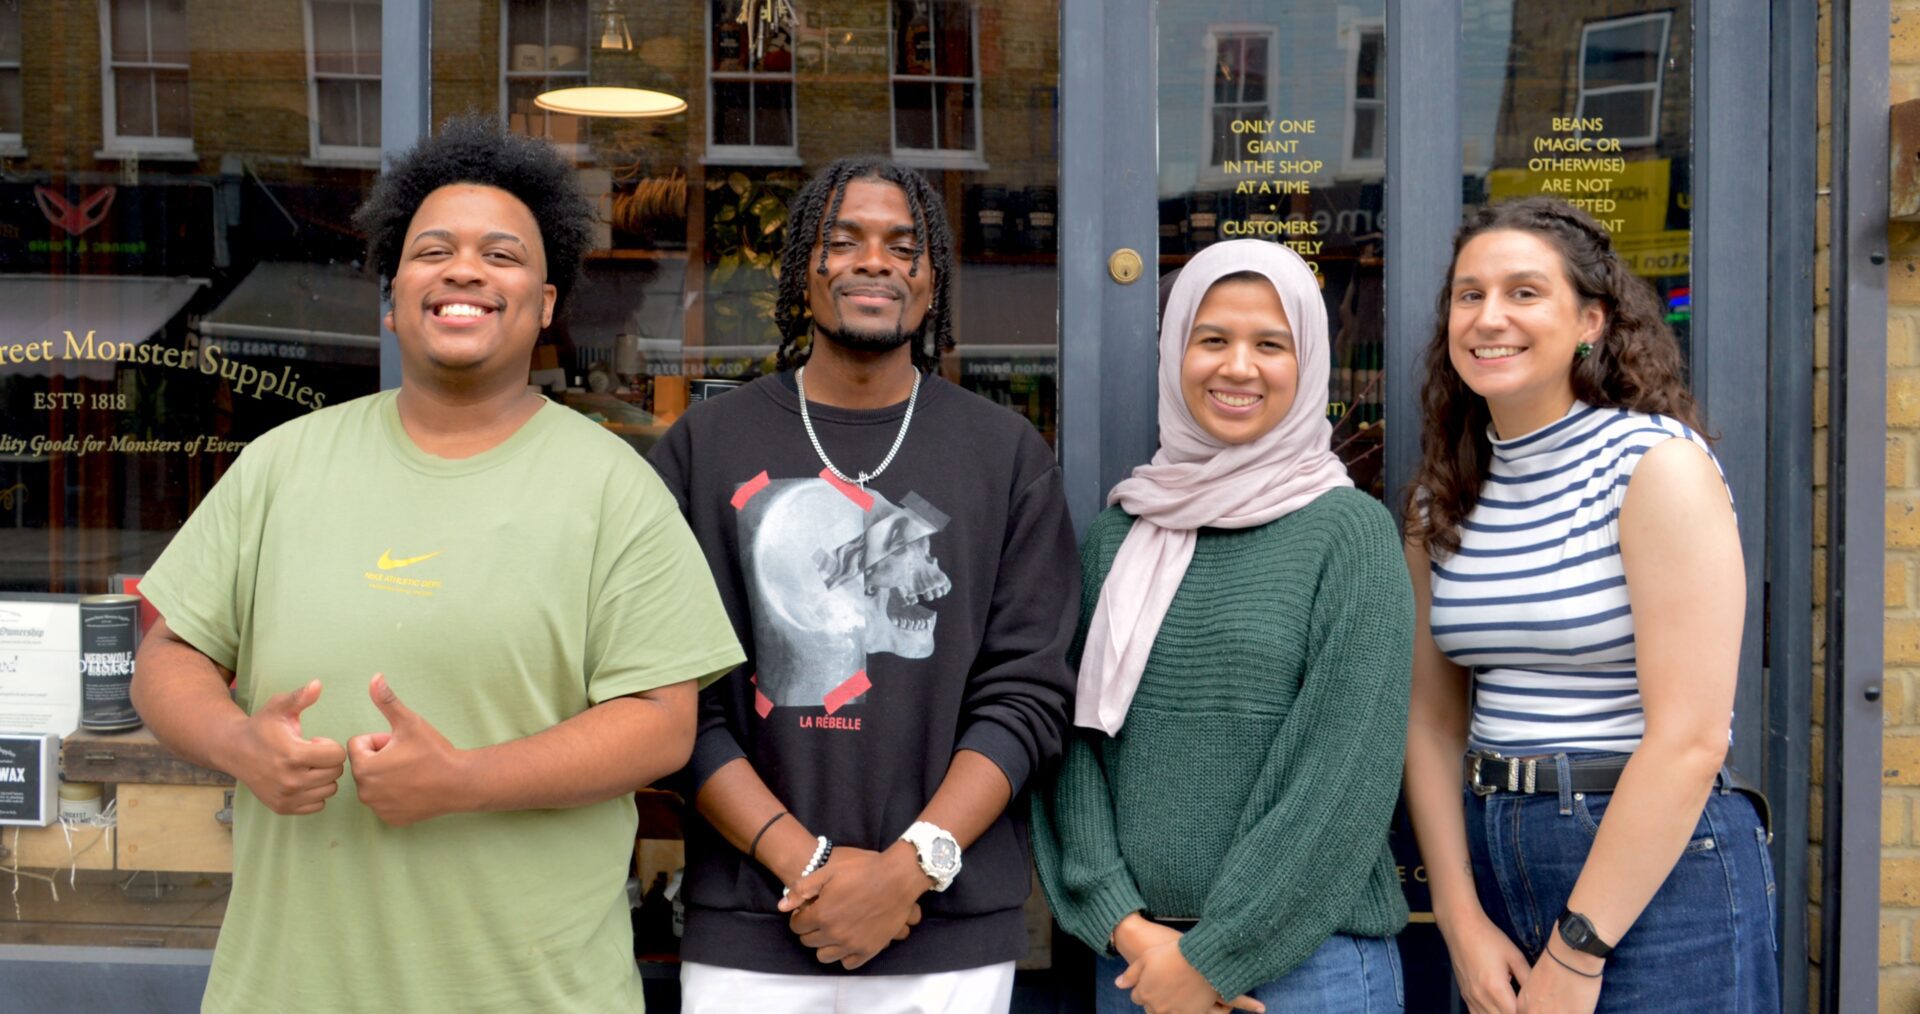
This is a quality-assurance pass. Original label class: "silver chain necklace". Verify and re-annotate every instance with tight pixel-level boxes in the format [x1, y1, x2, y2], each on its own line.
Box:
[795, 365, 921, 488]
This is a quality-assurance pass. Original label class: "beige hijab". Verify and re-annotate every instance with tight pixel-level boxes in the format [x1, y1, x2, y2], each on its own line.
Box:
[1074, 240, 1352, 734]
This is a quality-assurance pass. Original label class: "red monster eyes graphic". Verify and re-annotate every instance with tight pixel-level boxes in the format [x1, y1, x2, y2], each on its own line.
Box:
[36, 186, 117, 237]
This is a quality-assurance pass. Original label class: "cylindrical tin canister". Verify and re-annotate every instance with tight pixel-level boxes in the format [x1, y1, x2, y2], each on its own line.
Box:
[79, 595, 142, 733]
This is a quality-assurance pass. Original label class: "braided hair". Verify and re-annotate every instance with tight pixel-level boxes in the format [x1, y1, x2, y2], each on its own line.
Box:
[1406, 196, 1705, 557]
[773, 157, 957, 372]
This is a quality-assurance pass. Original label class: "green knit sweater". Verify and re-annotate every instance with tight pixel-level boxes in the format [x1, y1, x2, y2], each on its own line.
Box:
[1031, 488, 1413, 1000]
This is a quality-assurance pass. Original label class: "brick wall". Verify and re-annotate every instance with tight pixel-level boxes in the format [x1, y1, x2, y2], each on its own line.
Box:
[1874, 1, 1920, 1008]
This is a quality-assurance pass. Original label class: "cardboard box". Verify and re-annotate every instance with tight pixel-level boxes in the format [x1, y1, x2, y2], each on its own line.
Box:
[0, 601, 80, 736]
[0, 733, 59, 826]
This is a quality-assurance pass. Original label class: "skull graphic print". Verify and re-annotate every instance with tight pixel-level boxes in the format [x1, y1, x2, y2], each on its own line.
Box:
[735, 475, 952, 712]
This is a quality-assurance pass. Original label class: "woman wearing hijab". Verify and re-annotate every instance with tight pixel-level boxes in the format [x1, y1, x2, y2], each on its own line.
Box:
[1032, 240, 1413, 1014]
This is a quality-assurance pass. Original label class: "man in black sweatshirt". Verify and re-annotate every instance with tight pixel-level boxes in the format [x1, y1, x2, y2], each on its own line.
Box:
[647, 157, 1078, 1012]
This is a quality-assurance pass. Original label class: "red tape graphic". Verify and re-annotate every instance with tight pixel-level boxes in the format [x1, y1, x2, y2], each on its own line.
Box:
[731, 471, 772, 511]
[822, 670, 872, 715]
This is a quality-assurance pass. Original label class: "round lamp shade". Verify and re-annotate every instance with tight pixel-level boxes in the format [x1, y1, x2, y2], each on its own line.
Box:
[534, 86, 686, 118]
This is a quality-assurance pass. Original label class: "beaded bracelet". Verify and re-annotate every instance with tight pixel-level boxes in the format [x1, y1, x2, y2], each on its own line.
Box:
[782, 836, 832, 898]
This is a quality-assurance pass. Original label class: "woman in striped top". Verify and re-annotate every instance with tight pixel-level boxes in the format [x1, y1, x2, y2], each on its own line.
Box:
[1402, 197, 1776, 1014]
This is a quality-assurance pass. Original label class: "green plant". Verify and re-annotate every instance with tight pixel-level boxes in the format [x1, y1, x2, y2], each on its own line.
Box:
[706, 170, 800, 344]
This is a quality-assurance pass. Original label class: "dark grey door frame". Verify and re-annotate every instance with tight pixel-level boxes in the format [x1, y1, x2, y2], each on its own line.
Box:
[1822, 0, 1889, 1009]
[1381, 1, 1457, 510]
[1767, 0, 1817, 1009]
[1058, 0, 1158, 534]
[378, 0, 434, 391]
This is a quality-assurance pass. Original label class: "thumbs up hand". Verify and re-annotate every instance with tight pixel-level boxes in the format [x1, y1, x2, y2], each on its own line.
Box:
[224, 679, 347, 816]
[347, 674, 467, 827]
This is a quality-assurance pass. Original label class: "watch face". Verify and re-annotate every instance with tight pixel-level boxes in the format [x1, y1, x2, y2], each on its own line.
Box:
[929, 836, 960, 872]
[1561, 918, 1591, 947]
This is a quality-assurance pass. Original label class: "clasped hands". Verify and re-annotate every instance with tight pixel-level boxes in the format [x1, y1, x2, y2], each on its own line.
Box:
[1110, 914, 1264, 1014]
[776, 842, 930, 970]
[220, 673, 464, 827]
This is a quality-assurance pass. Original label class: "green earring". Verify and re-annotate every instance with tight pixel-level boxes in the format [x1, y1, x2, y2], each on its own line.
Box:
[1575, 342, 1594, 360]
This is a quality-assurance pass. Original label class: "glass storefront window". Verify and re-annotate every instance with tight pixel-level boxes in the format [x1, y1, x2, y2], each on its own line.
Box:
[2, 0, 394, 952]
[434, 0, 1062, 448]
[1158, 1, 1387, 495]
[0, 0, 20, 145]
[1463, 0, 1692, 355]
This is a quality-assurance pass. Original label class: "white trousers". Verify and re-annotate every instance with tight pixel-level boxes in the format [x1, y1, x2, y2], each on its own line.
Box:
[679, 959, 1016, 1014]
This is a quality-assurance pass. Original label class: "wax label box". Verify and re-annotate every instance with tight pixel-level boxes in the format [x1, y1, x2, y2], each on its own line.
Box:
[0, 733, 58, 826]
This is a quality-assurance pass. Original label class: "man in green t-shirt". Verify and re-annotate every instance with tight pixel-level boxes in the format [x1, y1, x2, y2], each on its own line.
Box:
[130, 117, 743, 1013]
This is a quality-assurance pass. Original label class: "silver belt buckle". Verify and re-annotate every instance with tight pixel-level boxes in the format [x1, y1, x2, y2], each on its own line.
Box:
[1470, 754, 1497, 796]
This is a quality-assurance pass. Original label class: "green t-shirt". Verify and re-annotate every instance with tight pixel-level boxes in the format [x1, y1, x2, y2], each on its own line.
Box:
[140, 391, 743, 1014]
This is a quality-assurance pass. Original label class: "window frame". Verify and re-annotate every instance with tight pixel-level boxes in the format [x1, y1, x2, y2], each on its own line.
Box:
[1573, 10, 1672, 148]
[97, 0, 195, 156]
[304, 0, 381, 166]
[498, 0, 591, 160]
[1198, 23, 1278, 184]
[702, 0, 799, 166]
[1339, 17, 1385, 176]
[888, 0, 987, 172]
[0, 0, 20, 152]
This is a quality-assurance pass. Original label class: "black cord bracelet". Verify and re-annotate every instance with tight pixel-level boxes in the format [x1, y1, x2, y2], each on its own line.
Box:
[1545, 943, 1605, 980]
[748, 810, 789, 862]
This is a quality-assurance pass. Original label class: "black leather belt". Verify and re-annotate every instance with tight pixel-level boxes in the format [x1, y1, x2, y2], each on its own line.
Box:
[1463, 750, 1773, 842]
[1465, 752, 1628, 796]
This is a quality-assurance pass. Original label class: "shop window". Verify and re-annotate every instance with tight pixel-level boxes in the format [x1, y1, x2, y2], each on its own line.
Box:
[99, 0, 192, 155]
[502, 0, 589, 152]
[1575, 11, 1671, 147]
[0, 0, 19, 150]
[706, 0, 796, 163]
[1343, 22, 1384, 173]
[305, 0, 381, 164]
[890, 0, 983, 170]
[1203, 26, 1275, 171]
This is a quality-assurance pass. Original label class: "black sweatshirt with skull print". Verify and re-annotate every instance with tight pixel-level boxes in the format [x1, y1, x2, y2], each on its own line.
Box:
[647, 369, 1079, 976]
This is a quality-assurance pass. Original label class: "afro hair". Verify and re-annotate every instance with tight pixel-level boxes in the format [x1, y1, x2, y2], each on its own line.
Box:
[353, 114, 597, 317]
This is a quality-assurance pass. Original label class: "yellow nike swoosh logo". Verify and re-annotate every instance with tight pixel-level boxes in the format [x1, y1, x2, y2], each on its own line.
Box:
[376, 549, 442, 570]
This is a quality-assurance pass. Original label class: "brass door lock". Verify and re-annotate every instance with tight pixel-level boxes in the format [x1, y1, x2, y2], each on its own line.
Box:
[1108, 248, 1145, 284]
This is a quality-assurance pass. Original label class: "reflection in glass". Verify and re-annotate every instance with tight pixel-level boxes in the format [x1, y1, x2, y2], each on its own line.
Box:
[0, 70, 17, 136]
[113, 71, 154, 136]
[1162, 2, 1388, 494]
[109, 0, 147, 62]
[1464, 1, 1691, 355]
[0, 0, 20, 64]
[712, 79, 752, 145]
[1, 6, 382, 600]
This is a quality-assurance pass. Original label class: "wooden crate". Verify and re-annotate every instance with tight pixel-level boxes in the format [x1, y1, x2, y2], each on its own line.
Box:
[0, 822, 115, 871]
[116, 784, 233, 873]
[0, 870, 227, 950]
[61, 728, 232, 787]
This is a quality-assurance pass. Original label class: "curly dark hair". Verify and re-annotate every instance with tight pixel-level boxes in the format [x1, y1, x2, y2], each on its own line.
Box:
[1405, 196, 1706, 558]
[352, 114, 597, 317]
[773, 157, 956, 373]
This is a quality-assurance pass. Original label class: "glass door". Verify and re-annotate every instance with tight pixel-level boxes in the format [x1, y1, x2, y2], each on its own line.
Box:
[1059, 2, 1790, 1009]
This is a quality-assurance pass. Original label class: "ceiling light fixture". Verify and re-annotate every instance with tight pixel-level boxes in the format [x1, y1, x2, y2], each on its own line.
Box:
[534, 86, 687, 118]
[596, 2, 633, 51]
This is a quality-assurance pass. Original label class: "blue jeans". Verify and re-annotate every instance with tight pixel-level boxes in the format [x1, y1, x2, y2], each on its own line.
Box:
[1463, 763, 1780, 1013]
[1094, 933, 1403, 1013]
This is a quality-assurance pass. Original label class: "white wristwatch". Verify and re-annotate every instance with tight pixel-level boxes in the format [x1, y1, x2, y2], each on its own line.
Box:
[899, 820, 962, 892]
